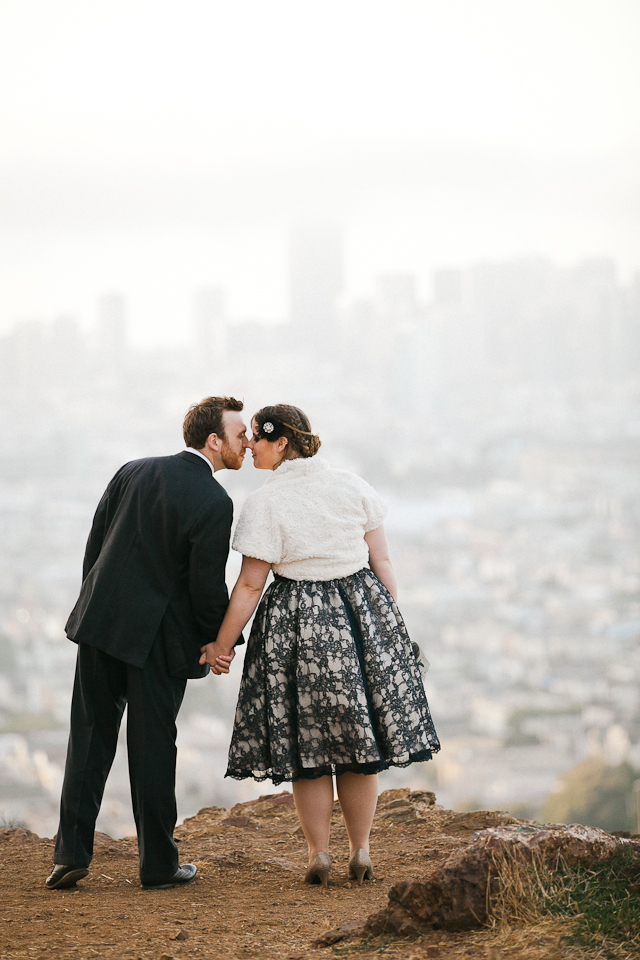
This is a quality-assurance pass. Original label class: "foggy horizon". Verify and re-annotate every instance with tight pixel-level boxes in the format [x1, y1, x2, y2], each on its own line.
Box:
[1, 0, 639, 343]
[1, 248, 638, 351]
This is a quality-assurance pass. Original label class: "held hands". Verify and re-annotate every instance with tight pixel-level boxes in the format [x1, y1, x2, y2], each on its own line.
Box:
[199, 641, 235, 675]
[199, 556, 269, 676]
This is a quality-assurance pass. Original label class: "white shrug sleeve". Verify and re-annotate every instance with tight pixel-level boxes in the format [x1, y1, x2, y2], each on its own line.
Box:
[232, 492, 284, 564]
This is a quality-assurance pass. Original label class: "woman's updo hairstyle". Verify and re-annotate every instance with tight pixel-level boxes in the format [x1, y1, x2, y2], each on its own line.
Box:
[252, 404, 321, 461]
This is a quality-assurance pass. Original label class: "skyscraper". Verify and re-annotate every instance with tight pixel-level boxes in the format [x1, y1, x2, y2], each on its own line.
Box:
[289, 225, 344, 356]
[98, 294, 126, 369]
[194, 287, 227, 362]
[371, 274, 427, 415]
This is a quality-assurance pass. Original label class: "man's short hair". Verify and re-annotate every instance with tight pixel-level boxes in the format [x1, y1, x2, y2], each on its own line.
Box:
[183, 397, 244, 449]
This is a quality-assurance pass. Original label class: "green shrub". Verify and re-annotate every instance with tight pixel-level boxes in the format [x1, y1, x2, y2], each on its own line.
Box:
[542, 759, 636, 833]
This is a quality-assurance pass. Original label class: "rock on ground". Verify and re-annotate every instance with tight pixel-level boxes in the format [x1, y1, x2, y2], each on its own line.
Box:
[360, 822, 640, 937]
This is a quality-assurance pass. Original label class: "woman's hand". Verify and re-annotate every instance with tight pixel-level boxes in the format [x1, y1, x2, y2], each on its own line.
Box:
[199, 642, 235, 674]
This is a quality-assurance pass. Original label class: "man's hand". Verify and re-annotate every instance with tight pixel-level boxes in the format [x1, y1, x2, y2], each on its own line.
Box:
[200, 642, 235, 675]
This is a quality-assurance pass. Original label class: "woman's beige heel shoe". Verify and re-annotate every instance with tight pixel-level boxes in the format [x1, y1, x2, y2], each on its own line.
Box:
[348, 849, 374, 885]
[304, 852, 331, 888]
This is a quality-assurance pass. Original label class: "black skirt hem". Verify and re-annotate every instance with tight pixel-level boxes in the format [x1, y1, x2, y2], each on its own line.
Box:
[225, 748, 435, 785]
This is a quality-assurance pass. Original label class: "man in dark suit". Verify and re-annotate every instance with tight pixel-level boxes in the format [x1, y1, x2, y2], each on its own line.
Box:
[46, 396, 249, 890]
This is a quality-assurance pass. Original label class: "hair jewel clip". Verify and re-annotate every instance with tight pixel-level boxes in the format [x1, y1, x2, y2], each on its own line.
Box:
[262, 421, 274, 433]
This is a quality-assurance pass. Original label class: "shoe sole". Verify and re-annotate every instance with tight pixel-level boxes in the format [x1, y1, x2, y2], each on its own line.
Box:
[46, 868, 89, 890]
[142, 873, 197, 891]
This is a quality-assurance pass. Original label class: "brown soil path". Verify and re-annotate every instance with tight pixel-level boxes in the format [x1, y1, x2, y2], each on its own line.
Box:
[0, 790, 572, 960]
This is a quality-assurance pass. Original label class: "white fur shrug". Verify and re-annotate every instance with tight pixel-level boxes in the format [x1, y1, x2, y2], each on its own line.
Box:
[232, 456, 387, 581]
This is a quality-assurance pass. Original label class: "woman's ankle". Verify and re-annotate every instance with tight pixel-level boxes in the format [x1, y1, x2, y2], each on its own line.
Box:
[348, 843, 370, 857]
[308, 846, 330, 861]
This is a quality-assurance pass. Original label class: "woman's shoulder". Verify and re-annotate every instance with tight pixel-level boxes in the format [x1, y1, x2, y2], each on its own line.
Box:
[324, 465, 387, 529]
[246, 458, 380, 504]
[324, 464, 379, 495]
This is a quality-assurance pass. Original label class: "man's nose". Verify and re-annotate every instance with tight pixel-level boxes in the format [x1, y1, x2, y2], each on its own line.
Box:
[243, 437, 253, 448]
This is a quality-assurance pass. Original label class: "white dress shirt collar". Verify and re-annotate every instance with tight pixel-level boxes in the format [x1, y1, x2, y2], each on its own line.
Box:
[185, 447, 216, 476]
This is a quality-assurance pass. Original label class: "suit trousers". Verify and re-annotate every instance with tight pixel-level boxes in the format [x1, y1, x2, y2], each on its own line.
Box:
[54, 637, 187, 885]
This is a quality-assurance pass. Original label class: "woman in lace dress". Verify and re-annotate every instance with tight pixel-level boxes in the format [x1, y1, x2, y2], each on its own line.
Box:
[201, 404, 440, 887]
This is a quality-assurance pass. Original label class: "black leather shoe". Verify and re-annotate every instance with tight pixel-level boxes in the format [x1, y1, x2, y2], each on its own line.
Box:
[45, 864, 90, 889]
[142, 863, 197, 890]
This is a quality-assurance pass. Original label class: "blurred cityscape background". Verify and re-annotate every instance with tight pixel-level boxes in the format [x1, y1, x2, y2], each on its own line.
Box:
[1, 226, 639, 839]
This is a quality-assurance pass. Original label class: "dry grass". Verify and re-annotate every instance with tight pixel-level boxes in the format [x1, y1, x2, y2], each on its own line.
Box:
[487, 848, 567, 928]
[485, 846, 640, 958]
[465, 918, 576, 959]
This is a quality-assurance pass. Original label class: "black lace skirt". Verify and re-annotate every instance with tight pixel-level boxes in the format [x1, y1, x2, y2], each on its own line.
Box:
[225, 568, 440, 785]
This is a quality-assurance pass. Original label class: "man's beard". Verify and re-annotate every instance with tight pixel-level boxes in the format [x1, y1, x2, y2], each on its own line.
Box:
[221, 441, 244, 470]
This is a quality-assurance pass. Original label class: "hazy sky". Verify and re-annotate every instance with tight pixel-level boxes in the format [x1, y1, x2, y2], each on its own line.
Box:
[1, 0, 639, 345]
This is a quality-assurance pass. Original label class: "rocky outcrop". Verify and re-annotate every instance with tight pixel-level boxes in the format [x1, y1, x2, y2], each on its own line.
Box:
[0, 826, 37, 841]
[364, 822, 640, 936]
[316, 822, 640, 945]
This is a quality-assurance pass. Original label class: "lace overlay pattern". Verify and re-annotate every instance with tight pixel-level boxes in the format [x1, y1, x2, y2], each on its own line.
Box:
[226, 569, 440, 784]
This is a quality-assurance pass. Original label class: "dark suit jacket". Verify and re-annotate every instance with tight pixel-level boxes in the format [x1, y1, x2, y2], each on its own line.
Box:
[65, 451, 239, 679]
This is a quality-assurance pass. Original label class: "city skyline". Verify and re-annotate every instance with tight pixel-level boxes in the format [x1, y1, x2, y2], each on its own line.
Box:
[1, 1, 638, 343]
[1, 248, 638, 357]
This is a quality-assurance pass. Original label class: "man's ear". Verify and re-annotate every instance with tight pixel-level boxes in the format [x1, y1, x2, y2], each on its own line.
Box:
[206, 432, 222, 452]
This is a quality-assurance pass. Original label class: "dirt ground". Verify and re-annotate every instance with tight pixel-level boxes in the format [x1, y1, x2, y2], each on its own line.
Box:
[0, 790, 578, 960]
